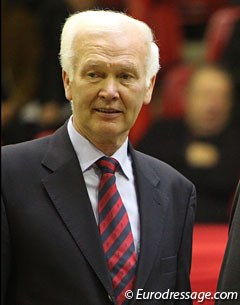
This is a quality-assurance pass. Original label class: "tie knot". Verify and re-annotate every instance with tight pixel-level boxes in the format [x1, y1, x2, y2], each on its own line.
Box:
[96, 156, 119, 174]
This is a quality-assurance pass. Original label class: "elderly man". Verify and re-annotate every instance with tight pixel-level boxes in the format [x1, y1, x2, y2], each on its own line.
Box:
[1, 10, 196, 305]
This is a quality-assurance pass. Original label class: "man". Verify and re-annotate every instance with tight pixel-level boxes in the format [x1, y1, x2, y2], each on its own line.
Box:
[1, 10, 196, 305]
[215, 181, 240, 304]
[137, 65, 240, 222]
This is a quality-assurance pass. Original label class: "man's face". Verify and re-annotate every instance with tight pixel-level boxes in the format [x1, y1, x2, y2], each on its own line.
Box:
[186, 69, 233, 135]
[63, 27, 155, 147]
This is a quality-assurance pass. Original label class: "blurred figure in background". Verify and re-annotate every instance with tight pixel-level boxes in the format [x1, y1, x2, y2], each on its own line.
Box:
[137, 64, 240, 222]
[1, 0, 42, 139]
[204, 3, 240, 127]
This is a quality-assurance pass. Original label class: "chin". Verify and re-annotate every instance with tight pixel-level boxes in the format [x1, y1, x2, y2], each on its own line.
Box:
[98, 128, 128, 140]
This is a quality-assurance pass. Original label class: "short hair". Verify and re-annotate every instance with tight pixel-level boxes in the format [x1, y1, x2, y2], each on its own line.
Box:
[59, 10, 160, 87]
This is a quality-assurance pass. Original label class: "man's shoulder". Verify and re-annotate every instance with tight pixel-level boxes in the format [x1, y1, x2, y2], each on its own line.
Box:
[2, 122, 68, 161]
[2, 135, 50, 158]
[2, 137, 52, 176]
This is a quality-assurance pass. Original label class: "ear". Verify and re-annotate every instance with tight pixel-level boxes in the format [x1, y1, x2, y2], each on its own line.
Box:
[62, 70, 72, 101]
[143, 76, 156, 105]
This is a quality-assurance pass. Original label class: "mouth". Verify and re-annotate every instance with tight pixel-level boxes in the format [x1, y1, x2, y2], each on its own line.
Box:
[94, 108, 122, 114]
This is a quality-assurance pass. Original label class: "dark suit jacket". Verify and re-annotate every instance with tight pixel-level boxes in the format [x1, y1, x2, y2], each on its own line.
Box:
[1, 122, 196, 305]
[215, 182, 240, 304]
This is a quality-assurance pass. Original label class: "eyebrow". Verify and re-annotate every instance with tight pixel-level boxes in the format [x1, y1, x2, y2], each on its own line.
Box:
[83, 60, 138, 72]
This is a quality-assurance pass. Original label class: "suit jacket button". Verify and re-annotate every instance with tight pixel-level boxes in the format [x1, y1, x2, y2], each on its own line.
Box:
[108, 295, 113, 302]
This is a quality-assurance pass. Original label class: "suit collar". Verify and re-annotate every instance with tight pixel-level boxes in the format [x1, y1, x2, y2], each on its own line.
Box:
[67, 116, 131, 179]
[41, 121, 74, 171]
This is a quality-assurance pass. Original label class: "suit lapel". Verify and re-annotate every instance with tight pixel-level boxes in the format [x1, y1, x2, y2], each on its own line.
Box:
[130, 148, 169, 295]
[41, 124, 114, 297]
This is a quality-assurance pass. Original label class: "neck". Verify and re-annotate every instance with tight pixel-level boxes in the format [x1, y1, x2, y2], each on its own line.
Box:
[73, 123, 128, 156]
[187, 122, 226, 138]
[92, 142, 123, 156]
[91, 131, 129, 156]
[89, 137, 127, 156]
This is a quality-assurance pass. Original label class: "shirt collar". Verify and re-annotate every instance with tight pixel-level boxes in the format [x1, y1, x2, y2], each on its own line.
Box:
[67, 116, 131, 179]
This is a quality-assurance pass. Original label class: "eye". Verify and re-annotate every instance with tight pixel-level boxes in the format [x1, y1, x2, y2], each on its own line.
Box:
[87, 72, 99, 78]
[119, 73, 132, 80]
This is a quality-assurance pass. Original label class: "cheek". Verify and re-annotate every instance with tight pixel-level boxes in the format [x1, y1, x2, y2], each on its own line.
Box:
[124, 86, 147, 107]
[71, 86, 94, 108]
[124, 96, 145, 125]
[189, 99, 204, 115]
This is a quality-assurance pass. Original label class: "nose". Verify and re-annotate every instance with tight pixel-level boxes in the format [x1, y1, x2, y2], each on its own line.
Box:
[98, 77, 120, 101]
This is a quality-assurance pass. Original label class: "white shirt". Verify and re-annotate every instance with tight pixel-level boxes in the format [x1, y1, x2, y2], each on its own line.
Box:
[67, 117, 140, 254]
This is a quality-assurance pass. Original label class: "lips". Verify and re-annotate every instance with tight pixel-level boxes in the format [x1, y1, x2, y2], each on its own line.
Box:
[95, 108, 122, 114]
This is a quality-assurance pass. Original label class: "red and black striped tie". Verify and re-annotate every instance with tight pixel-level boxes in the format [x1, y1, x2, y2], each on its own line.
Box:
[96, 156, 137, 305]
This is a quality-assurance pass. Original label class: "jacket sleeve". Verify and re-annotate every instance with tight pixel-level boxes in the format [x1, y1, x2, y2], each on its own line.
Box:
[175, 184, 197, 304]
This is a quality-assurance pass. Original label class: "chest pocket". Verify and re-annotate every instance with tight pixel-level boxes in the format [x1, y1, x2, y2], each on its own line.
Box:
[160, 255, 177, 274]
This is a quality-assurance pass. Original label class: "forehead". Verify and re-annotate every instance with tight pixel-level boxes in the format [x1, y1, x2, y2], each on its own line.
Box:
[191, 70, 231, 91]
[73, 27, 148, 69]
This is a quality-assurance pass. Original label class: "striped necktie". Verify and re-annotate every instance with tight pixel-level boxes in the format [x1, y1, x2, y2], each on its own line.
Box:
[96, 156, 137, 305]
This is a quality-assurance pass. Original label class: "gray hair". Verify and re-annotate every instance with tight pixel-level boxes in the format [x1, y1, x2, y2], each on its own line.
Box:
[59, 10, 160, 87]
